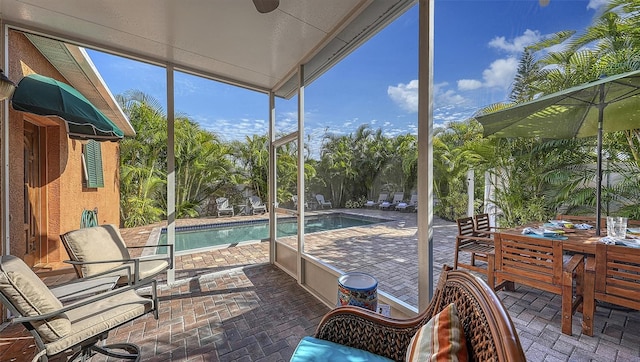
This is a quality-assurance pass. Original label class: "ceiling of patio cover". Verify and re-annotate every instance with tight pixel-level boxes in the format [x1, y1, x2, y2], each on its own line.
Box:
[11, 74, 124, 142]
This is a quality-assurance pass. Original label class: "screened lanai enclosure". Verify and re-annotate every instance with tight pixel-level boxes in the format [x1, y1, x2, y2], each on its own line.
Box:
[2, 0, 638, 324]
[0, 0, 434, 317]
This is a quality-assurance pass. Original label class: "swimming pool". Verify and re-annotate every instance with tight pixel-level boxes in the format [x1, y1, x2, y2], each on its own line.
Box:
[156, 213, 389, 253]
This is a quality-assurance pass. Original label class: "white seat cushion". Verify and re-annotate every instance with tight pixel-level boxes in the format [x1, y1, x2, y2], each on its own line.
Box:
[46, 289, 152, 356]
[62, 225, 130, 277]
[0, 255, 71, 342]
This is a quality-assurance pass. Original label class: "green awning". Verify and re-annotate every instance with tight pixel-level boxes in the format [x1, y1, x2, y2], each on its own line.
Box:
[11, 74, 124, 141]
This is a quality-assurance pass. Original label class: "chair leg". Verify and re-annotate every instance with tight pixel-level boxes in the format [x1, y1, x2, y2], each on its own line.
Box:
[90, 342, 141, 361]
[453, 243, 460, 269]
[561, 274, 574, 336]
[582, 261, 595, 336]
[487, 253, 495, 290]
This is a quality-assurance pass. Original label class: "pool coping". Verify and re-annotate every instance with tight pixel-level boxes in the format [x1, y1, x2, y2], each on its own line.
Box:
[142, 211, 394, 257]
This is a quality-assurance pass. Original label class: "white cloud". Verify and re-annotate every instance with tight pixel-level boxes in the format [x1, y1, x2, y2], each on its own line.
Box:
[587, 0, 608, 10]
[455, 29, 544, 93]
[388, 80, 470, 114]
[387, 80, 419, 112]
[458, 79, 482, 91]
[433, 82, 467, 106]
[482, 57, 518, 89]
[457, 57, 518, 91]
[488, 29, 543, 54]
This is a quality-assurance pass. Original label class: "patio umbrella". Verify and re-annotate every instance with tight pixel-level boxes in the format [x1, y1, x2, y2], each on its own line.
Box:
[11, 74, 124, 141]
[475, 69, 640, 235]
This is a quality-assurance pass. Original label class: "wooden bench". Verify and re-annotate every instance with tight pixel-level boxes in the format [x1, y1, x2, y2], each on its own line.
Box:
[305, 266, 525, 361]
[583, 243, 640, 336]
[493, 232, 586, 335]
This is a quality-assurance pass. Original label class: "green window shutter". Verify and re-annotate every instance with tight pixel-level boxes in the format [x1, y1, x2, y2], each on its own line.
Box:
[83, 140, 104, 188]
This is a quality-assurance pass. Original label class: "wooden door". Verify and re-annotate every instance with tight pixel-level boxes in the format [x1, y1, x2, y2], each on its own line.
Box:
[23, 122, 42, 267]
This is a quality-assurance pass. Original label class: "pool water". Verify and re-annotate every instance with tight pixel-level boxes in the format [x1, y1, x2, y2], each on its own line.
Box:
[158, 213, 387, 252]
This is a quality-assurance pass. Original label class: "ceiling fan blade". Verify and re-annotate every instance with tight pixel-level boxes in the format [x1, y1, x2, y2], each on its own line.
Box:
[253, 0, 279, 13]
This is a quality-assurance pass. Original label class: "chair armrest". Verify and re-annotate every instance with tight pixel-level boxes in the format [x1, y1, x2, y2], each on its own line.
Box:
[52, 264, 131, 286]
[13, 278, 157, 323]
[563, 253, 584, 273]
[64, 258, 136, 265]
[127, 243, 174, 269]
[457, 235, 495, 244]
[474, 228, 502, 236]
[126, 243, 173, 250]
[64, 258, 140, 285]
[314, 306, 423, 361]
[585, 255, 595, 272]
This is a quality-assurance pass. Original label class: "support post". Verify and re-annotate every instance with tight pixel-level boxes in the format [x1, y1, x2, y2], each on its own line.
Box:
[165, 65, 175, 285]
[296, 64, 305, 285]
[417, 0, 435, 310]
[467, 169, 474, 217]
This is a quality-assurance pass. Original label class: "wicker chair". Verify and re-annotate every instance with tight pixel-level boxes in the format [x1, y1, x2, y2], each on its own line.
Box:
[313, 267, 525, 361]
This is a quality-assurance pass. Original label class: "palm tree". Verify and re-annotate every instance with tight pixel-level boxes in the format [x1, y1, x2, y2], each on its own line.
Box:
[118, 90, 239, 224]
[172, 117, 234, 218]
[232, 134, 270, 203]
[432, 120, 486, 220]
[351, 126, 393, 199]
[118, 91, 167, 227]
[317, 132, 354, 207]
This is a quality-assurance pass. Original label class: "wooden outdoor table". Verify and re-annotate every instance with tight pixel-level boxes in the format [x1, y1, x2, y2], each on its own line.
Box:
[501, 226, 601, 255]
[498, 224, 640, 336]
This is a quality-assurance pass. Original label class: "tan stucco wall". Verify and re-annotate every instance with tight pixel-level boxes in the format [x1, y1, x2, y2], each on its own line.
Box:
[7, 31, 122, 266]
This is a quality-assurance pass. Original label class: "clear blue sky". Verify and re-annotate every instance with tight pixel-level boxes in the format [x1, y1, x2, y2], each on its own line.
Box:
[86, 0, 603, 156]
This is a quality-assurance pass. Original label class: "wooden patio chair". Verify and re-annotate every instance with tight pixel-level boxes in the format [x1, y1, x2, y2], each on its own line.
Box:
[493, 232, 586, 336]
[583, 242, 640, 337]
[454, 216, 495, 288]
[474, 213, 504, 236]
[292, 266, 525, 361]
[0, 255, 158, 361]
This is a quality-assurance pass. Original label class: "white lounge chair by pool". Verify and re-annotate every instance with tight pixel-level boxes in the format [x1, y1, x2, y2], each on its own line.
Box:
[216, 197, 235, 217]
[395, 194, 417, 212]
[379, 192, 403, 210]
[364, 193, 388, 208]
[316, 194, 332, 209]
[292, 195, 309, 210]
[249, 196, 267, 214]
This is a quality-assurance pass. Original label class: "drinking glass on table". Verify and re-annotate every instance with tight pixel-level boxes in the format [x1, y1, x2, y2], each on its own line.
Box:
[606, 216, 628, 238]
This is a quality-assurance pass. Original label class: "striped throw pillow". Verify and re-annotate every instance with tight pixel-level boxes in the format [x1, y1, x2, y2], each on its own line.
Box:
[405, 303, 469, 362]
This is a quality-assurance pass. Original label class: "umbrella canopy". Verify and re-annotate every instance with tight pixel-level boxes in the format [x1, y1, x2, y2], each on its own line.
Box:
[475, 69, 640, 235]
[11, 74, 124, 141]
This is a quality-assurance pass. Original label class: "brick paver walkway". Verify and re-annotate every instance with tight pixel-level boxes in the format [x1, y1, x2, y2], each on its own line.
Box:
[1, 209, 639, 361]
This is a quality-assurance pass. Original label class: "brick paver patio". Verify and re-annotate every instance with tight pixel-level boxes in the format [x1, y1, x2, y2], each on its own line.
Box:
[1, 209, 639, 361]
